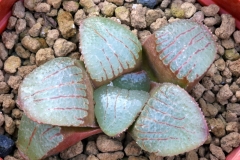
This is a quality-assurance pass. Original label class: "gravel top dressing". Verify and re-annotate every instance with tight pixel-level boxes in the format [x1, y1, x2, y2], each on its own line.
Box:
[1, 0, 240, 160]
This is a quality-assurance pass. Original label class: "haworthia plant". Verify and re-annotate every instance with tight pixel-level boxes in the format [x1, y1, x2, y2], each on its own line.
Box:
[143, 20, 216, 91]
[129, 83, 208, 156]
[17, 114, 102, 160]
[112, 71, 151, 92]
[79, 17, 142, 87]
[94, 85, 149, 137]
[16, 17, 214, 159]
[17, 57, 96, 127]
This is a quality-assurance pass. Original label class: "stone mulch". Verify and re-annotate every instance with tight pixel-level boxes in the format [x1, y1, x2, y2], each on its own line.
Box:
[1, 0, 240, 159]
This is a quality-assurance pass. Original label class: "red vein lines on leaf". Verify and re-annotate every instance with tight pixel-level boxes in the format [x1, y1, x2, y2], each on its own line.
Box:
[142, 116, 194, 133]
[157, 26, 197, 56]
[42, 65, 76, 81]
[103, 88, 109, 121]
[91, 27, 107, 42]
[114, 92, 120, 119]
[89, 26, 127, 71]
[151, 95, 188, 118]
[34, 95, 86, 102]
[101, 42, 125, 73]
[102, 48, 117, 77]
[147, 104, 185, 120]
[123, 91, 134, 117]
[134, 128, 163, 134]
[105, 28, 138, 60]
[138, 137, 178, 141]
[176, 42, 212, 77]
[71, 72, 83, 76]
[48, 107, 88, 112]
[99, 61, 108, 80]
[49, 132, 61, 140]
[75, 117, 85, 123]
[25, 81, 84, 98]
[27, 126, 38, 150]
[151, 96, 175, 111]
[41, 126, 55, 136]
[127, 37, 141, 51]
[155, 32, 168, 39]
[164, 32, 204, 63]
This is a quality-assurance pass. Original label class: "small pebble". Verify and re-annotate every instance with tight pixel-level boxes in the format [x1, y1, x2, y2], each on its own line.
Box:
[53, 38, 76, 57]
[1, 31, 18, 50]
[34, 3, 51, 13]
[60, 141, 83, 159]
[233, 30, 240, 44]
[21, 36, 41, 53]
[131, 4, 147, 29]
[57, 9, 77, 39]
[208, 118, 226, 137]
[4, 56, 21, 74]
[201, 4, 219, 17]
[85, 141, 99, 155]
[96, 135, 123, 152]
[0, 135, 14, 158]
[12, 1, 25, 18]
[215, 14, 235, 39]
[137, 0, 159, 8]
[63, 1, 79, 12]
[229, 59, 240, 76]
[186, 150, 198, 160]
[115, 6, 130, 25]
[216, 84, 233, 105]
[209, 144, 225, 160]
[221, 132, 240, 153]
[124, 141, 142, 156]
[181, 2, 196, 18]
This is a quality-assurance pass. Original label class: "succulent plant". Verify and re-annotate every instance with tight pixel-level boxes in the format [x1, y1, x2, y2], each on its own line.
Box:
[16, 17, 216, 159]
[143, 20, 216, 91]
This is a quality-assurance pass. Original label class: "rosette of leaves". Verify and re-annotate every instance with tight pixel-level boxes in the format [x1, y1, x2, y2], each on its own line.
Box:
[129, 83, 208, 156]
[143, 20, 216, 91]
[16, 17, 212, 159]
[79, 17, 142, 87]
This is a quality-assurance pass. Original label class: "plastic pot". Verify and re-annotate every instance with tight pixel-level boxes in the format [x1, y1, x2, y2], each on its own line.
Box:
[197, 0, 240, 29]
[0, 0, 19, 34]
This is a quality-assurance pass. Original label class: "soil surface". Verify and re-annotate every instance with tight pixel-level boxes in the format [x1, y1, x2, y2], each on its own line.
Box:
[1, 0, 240, 160]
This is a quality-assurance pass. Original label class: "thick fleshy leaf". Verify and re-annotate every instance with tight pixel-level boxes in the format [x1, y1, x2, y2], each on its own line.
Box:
[80, 17, 142, 87]
[130, 83, 208, 156]
[17, 115, 102, 160]
[94, 85, 149, 137]
[143, 20, 216, 91]
[17, 57, 96, 127]
[112, 71, 151, 92]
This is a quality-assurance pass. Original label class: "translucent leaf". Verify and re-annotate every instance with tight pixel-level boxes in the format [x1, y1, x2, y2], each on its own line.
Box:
[94, 85, 149, 137]
[80, 17, 142, 87]
[17, 57, 96, 127]
[17, 115, 102, 160]
[130, 83, 208, 156]
[143, 20, 216, 91]
[112, 71, 151, 92]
